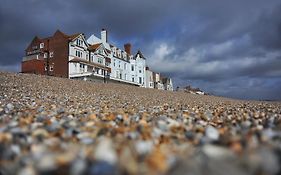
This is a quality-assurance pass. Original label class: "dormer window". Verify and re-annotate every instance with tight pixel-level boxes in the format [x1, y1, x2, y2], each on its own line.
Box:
[40, 43, 44, 49]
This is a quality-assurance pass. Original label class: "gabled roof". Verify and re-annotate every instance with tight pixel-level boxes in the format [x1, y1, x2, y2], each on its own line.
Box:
[68, 33, 82, 40]
[135, 50, 146, 59]
[88, 43, 102, 51]
[87, 34, 111, 50]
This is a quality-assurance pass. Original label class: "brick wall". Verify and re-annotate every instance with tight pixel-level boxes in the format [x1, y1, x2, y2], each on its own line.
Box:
[22, 30, 70, 78]
[21, 59, 45, 74]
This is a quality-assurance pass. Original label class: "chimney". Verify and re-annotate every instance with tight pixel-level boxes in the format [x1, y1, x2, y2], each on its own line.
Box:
[101, 29, 108, 43]
[124, 43, 131, 55]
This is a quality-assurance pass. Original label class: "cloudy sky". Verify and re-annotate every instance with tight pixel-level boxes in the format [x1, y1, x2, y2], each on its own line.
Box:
[1, 0, 281, 100]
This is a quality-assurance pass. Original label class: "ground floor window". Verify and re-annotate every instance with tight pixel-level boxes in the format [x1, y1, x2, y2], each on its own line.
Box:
[80, 64, 85, 72]
[139, 77, 142, 84]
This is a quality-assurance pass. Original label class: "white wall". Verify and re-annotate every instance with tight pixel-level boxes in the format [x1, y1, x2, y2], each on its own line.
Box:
[68, 35, 90, 77]
[145, 70, 154, 88]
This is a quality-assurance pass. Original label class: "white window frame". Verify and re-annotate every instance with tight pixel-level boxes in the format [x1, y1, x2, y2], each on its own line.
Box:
[40, 43, 44, 49]
[44, 53, 48, 58]
[50, 52, 54, 58]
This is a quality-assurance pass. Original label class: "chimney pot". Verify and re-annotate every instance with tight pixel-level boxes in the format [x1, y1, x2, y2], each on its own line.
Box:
[101, 29, 108, 43]
[124, 43, 132, 55]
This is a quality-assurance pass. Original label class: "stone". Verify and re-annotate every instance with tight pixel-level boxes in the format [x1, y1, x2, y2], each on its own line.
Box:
[18, 166, 36, 175]
[6, 103, 14, 111]
[205, 125, 219, 141]
[70, 159, 86, 175]
[87, 161, 117, 175]
[94, 137, 117, 164]
[135, 140, 153, 155]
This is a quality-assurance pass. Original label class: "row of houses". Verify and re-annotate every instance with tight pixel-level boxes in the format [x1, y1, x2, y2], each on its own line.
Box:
[21, 29, 173, 91]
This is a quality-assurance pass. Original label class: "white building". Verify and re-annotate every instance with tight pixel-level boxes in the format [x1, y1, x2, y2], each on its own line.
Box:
[130, 50, 146, 87]
[68, 33, 92, 79]
[145, 67, 154, 89]
[87, 29, 145, 86]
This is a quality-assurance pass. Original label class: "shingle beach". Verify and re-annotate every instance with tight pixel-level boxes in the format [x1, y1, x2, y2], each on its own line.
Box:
[0, 72, 280, 175]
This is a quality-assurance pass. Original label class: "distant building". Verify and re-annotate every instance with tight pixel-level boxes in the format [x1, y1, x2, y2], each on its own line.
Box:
[145, 67, 154, 89]
[22, 29, 173, 91]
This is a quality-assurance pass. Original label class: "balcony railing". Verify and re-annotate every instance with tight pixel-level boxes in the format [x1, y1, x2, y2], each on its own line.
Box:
[22, 54, 43, 62]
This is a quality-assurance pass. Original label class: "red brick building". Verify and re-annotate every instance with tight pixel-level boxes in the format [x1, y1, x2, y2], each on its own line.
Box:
[22, 30, 81, 78]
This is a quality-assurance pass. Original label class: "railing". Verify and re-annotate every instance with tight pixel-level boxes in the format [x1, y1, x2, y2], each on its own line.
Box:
[22, 54, 42, 62]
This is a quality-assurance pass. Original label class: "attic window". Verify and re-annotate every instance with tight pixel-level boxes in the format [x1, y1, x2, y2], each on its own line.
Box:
[76, 39, 83, 47]
[40, 43, 44, 49]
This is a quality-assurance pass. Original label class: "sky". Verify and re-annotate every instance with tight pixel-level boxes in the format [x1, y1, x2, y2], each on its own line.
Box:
[0, 0, 281, 100]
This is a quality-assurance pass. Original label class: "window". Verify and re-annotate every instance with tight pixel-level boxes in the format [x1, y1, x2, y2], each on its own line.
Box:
[50, 52, 54, 58]
[96, 68, 100, 74]
[132, 77, 134, 82]
[40, 43, 44, 49]
[44, 53, 48, 58]
[113, 59, 116, 67]
[139, 77, 142, 84]
[131, 65, 134, 71]
[139, 70, 142, 73]
[50, 65, 54, 72]
[80, 64, 85, 72]
[75, 50, 82, 58]
[119, 61, 121, 68]
[98, 58, 103, 64]
[124, 63, 126, 70]
[76, 39, 83, 47]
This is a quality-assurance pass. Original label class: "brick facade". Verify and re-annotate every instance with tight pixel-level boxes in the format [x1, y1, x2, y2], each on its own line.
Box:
[22, 30, 70, 78]
[21, 59, 45, 74]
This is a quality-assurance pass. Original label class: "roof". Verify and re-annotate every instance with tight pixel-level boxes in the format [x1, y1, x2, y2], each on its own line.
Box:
[68, 33, 82, 40]
[135, 50, 146, 59]
[88, 43, 102, 51]
[69, 58, 111, 72]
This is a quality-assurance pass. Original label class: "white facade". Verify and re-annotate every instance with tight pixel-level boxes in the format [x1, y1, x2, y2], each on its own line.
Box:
[68, 34, 90, 78]
[132, 51, 146, 87]
[145, 69, 154, 88]
[67, 29, 173, 90]
[110, 46, 131, 82]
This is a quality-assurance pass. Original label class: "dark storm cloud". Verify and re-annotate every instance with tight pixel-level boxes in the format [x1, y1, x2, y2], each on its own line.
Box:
[0, 0, 281, 100]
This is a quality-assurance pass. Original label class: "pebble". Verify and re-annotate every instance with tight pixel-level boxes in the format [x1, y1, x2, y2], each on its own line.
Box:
[94, 137, 117, 164]
[135, 140, 154, 155]
[205, 125, 220, 141]
[0, 72, 280, 175]
[88, 161, 117, 175]
[6, 103, 14, 111]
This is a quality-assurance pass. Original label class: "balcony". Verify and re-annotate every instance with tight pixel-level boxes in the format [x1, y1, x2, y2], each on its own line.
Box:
[22, 54, 43, 62]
